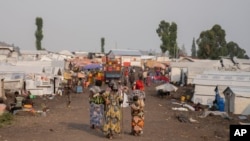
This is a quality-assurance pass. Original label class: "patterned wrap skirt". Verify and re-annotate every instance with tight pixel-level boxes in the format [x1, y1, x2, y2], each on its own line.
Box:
[131, 111, 144, 135]
[90, 103, 104, 127]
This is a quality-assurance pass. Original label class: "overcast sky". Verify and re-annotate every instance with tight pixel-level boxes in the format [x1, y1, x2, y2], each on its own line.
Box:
[1, 0, 250, 56]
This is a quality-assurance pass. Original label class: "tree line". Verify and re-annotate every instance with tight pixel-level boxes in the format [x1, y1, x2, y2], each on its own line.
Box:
[34, 17, 249, 59]
[156, 20, 249, 59]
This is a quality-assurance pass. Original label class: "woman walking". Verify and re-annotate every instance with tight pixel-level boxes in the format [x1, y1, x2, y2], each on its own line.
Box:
[130, 95, 145, 136]
[102, 82, 123, 139]
[89, 82, 105, 129]
[129, 78, 146, 136]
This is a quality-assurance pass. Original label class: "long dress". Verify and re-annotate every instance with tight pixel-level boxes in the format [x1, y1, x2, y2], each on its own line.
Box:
[129, 89, 146, 136]
[89, 86, 104, 129]
[131, 100, 145, 136]
[102, 90, 123, 137]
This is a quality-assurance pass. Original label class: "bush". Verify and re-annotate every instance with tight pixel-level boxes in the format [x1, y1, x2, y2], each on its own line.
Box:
[0, 112, 14, 128]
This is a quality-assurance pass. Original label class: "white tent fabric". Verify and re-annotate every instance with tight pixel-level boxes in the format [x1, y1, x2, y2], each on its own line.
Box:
[192, 85, 216, 106]
[155, 83, 178, 92]
[59, 50, 74, 56]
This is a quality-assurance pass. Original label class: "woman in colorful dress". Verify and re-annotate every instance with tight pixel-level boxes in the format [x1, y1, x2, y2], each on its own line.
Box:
[130, 95, 145, 136]
[102, 82, 123, 139]
[89, 82, 105, 129]
[129, 76, 146, 136]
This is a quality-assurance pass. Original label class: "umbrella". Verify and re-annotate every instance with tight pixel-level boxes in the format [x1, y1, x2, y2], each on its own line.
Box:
[155, 83, 178, 92]
[83, 63, 102, 70]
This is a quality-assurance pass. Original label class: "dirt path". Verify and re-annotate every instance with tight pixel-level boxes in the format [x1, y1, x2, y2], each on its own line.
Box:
[0, 84, 243, 141]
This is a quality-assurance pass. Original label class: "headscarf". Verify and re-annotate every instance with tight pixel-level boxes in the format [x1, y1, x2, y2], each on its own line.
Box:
[89, 86, 101, 94]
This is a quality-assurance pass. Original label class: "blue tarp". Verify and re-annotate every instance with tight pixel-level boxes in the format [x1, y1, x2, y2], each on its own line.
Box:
[83, 64, 102, 70]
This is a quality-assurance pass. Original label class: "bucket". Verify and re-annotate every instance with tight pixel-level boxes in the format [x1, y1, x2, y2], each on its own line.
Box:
[180, 96, 186, 102]
[29, 95, 36, 99]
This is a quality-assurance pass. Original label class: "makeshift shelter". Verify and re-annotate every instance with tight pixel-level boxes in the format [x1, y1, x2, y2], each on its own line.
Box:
[223, 86, 250, 115]
[192, 85, 216, 106]
[170, 60, 219, 84]
[155, 83, 178, 92]
[192, 72, 250, 106]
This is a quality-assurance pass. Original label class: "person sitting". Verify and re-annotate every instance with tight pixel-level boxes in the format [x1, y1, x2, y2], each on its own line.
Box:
[10, 91, 24, 114]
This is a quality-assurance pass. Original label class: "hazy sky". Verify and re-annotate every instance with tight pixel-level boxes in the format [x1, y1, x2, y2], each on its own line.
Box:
[1, 0, 250, 56]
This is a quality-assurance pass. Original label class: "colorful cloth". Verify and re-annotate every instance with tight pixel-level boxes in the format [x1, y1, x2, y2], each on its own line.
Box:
[130, 100, 145, 135]
[129, 90, 146, 135]
[90, 103, 104, 127]
[89, 85, 104, 128]
[135, 80, 144, 90]
[102, 91, 123, 136]
[129, 90, 146, 102]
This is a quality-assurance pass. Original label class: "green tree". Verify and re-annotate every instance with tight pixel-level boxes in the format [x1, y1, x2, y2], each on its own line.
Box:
[191, 38, 196, 57]
[156, 20, 177, 57]
[101, 37, 105, 53]
[196, 24, 226, 59]
[35, 17, 44, 50]
[226, 41, 246, 58]
[196, 24, 248, 59]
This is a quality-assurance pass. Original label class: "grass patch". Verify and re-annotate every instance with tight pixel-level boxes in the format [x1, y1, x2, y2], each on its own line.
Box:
[0, 112, 14, 128]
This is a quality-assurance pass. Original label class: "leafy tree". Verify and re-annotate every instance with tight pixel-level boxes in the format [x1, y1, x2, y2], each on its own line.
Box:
[196, 24, 248, 59]
[191, 38, 196, 57]
[101, 37, 105, 53]
[156, 20, 177, 57]
[226, 41, 246, 58]
[35, 17, 44, 50]
[196, 24, 226, 59]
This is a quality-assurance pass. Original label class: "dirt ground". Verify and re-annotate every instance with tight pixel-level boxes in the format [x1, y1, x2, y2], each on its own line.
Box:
[0, 83, 249, 141]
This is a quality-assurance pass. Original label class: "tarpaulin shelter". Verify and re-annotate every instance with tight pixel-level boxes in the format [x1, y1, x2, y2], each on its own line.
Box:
[155, 83, 178, 92]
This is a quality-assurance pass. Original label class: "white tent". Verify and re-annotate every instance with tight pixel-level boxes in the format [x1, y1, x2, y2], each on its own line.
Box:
[59, 50, 74, 57]
[192, 72, 250, 106]
[170, 60, 220, 84]
[223, 86, 250, 115]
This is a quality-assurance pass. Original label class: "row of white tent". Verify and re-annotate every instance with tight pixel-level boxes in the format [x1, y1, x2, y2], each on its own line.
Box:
[192, 71, 250, 115]
[0, 60, 65, 97]
[168, 57, 250, 115]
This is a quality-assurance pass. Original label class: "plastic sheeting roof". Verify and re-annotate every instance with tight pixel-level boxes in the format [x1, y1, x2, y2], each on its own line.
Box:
[193, 74, 250, 87]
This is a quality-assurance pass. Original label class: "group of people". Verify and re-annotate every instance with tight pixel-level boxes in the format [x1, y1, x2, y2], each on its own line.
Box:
[88, 75, 146, 139]
[0, 90, 35, 115]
